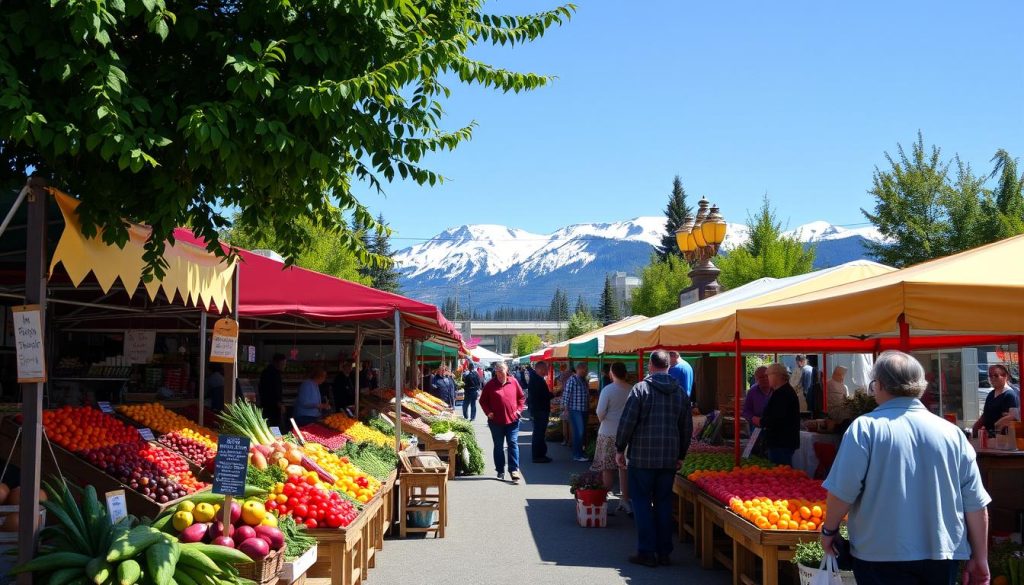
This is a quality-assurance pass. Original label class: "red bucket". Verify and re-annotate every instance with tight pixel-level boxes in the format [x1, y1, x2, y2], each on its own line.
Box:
[576, 488, 608, 506]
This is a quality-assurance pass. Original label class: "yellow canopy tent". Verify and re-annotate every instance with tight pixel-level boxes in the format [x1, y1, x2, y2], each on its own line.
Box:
[604, 260, 894, 354]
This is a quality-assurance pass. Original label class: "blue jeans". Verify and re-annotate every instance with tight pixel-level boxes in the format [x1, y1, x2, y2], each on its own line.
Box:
[530, 410, 549, 460]
[462, 395, 478, 420]
[628, 467, 675, 558]
[852, 557, 958, 585]
[768, 447, 795, 467]
[488, 419, 520, 474]
[568, 409, 587, 459]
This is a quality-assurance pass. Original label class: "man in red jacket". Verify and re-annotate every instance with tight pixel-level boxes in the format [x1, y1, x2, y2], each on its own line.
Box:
[480, 362, 526, 484]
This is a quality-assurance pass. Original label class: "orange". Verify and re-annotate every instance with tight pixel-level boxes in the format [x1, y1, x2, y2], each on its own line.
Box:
[811, 505, 823, 518]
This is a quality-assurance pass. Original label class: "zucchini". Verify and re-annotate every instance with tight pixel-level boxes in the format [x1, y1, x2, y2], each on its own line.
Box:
[116, 560, 142, 585]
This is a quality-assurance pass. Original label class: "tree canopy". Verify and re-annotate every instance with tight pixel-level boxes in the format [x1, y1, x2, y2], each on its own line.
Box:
[716, 195, 815, 290]
[630, 254, 692, 317]
[565, 310, 601, 339]
[657, 175, 694, 260]
[511, 333, 543, 357]
[0, 1, 575, 277]
[862, 133, 1024, 267]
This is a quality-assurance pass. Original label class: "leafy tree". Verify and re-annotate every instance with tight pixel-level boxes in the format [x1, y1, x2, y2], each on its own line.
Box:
[0, 1, 575, 277]
[716, 196, 815, 290]
[658, 175, 695, 260]
[630, 254, 692, 317]
[565, 310, 601, 339]
[574, 295, 591, 318]
[510, 333, 543, 357]
[364, 213, 401, 293]
[987, 149, 1024, 239]
[223, 211, 367, 284]
[599, 274, 622, 324]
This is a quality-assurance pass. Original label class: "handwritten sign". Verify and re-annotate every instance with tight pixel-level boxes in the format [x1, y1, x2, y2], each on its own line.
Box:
[269, 426, 282, 438]
[742, 428, 762, 459]
[105, 490, 128, 524]
[138, 428, 155, 441]
[212, 435, 250, 497]
[12, 305, 45, 382]
[210, 318, 239, 364]
[124, 330, 157, 365]
[98, 401, 114, 414]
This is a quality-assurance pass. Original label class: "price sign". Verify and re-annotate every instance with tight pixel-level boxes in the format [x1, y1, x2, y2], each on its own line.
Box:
[124, 330, 157, 365]
[98, 401, 114, 414]
[742, 428, 762, 459]
[210, 318, 239, 364]
[138, 428, 155, 441]
[247, 346, 256, 363]
[269, 426, 282, 438]
[105, 490, 128, 524]
[212, 435, 250, 497]
[12, 305, 45, 382]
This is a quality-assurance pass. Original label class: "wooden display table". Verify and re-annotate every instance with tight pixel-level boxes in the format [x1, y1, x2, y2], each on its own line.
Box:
[723, 510, 814, 585]
[307, 508, 372, 585]
[696, 492, 734, 572]
[976, 449, 1024, 533]
[397, 452, 449, 538]
[359, 497, 383, 574]
[673, 475, 701, 551]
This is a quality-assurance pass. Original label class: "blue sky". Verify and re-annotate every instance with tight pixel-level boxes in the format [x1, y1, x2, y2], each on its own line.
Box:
[362, 0, 1024, 246]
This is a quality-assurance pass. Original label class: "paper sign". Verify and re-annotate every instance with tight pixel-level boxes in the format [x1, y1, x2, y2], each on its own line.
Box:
[138, 428, 155, 441]
[210, 318, 239, 364]
[247, 346, 256, 363]
[12, 305, 45, 382]
[270, 426, 282, 438]
[124, 330, 157, 365]
[742, 428, 762, 459]
[105, 490, 127, 524]
[212, 435, 250, 497]
[98, 401, 114, 414]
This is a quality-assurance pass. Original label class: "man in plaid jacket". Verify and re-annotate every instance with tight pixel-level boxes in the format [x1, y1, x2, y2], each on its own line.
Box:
[615, 349, 693, 568]
[562, 362, 591, 462]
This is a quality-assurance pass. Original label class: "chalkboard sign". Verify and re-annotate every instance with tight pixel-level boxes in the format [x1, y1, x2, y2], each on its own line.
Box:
[12, 305, 45, 382]
[213, 435, 250, 497]
[98, 401, 114, 414]
[138, 428, 155, 441]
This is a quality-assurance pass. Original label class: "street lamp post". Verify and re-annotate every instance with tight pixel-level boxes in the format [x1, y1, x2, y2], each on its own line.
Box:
[674, 197, 727, 307]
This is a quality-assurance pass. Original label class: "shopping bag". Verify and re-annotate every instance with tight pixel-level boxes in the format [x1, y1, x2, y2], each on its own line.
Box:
[809, 555, 844, 585]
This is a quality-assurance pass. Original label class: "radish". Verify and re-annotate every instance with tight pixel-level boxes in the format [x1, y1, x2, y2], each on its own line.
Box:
[238, 537, 271, 560]
[212, 536, 236, 548]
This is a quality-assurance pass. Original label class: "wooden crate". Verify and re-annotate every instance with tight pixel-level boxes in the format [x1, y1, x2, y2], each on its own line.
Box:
[307, 508, 371, 585]
[360, 497, 383, 571]
[723, 507, 812, 585]
[696, 492, 734, 573]
[673, 475, 701, 551]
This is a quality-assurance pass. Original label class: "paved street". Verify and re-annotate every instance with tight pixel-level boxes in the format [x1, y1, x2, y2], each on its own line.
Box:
[363, 415, 732, 585]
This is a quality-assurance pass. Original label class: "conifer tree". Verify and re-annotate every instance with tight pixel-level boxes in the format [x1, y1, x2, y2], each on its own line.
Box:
[599, 275, 623, 324]
[658, 176, 695, 261]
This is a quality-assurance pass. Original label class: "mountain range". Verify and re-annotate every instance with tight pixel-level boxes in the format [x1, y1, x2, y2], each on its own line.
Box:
[393, 217, 885, 313]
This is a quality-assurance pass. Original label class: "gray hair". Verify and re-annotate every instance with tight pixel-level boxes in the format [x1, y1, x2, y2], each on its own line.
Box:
[872, 350, 927, 398]
[494, 362, 508, 372]
[766, 362, 788, 378]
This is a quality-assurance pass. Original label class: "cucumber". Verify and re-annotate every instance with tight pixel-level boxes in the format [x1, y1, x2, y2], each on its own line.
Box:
[183, 544, 252, 565]
[176, 545, 222, 574]
[173, 568, 199, 585]
[106, 526, 163, 562]
[9, 552, 93, 575]
[116, 560, 142, 585]
[48, 567, 86, 585]
[144, 539, 178, 585]
[86, 557, 114, 585]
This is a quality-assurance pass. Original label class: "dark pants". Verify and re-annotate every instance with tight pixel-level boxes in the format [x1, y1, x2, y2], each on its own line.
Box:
[462, 394, 478, 420]
[852, 557, 958, 585]
[294, 415, 319, 427]
[530, 410, 549, 461]
[488, 419, 520, 474]
[768, 447, 796, 467]
[628, 467, 675, 558]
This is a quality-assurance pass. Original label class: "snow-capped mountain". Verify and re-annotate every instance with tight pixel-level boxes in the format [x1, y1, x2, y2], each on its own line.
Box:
[394, 218, 884, 312]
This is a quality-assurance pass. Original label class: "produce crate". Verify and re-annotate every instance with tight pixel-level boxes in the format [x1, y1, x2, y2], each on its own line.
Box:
[306, 507, 372, 585]
[0, 505, 46, 542]
[575, 500, 607, 528]
[0, 417, 207, 520]
[234, 547, 284, 585]
[279, 545, 318, 584]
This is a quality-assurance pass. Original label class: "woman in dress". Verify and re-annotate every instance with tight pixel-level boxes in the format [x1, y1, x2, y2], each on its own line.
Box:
[591, 362, 633, 514]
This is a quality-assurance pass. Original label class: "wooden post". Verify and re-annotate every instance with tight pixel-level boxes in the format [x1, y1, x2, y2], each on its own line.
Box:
[18, 177, 47, 585]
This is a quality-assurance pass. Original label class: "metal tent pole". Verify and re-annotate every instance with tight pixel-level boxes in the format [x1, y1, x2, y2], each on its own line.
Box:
[354, 325, 362, 417]
[198, 310, 208, 426]
[225, 262, 240, 404]
[393, 311, 403, 453]
[17, 177, 47, 585]
[734, 334, 743, 467]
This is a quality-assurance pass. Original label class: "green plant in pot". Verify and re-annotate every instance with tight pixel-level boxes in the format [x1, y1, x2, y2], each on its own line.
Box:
[569, 471, 607, 506]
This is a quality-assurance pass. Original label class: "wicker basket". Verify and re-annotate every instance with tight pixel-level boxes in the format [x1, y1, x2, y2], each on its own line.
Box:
[235, 548, 285, 585]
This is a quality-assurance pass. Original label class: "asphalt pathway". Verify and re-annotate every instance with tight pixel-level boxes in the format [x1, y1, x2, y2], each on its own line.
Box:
[362, 414, 732, 585]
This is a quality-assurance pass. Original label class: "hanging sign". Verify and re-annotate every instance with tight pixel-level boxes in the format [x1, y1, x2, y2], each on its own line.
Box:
[212, 435, 250, 497]
[105, 490, 128, 524]
[124, 330, 157, 365]
[12, 305, 46, 382]
[210, 318, 239, 364]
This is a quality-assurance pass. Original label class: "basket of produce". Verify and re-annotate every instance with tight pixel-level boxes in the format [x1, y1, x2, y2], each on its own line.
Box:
[234, 546, 284, 585]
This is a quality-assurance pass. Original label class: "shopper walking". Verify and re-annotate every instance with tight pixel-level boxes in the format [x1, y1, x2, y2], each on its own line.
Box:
[527, 361, 554, 463]
[461, 360, 482, 421]
[479, 362, 526, 484]
[563, 362, 591, 462]
[593, 362, 632, 514]
[615, 350, 692, 567]
[821, 350, 991, 585]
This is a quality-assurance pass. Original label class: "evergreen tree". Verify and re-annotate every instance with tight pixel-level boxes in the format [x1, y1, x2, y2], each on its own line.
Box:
[365, 213, 401, 292]
[630, 254, 693, 317]
[716, 196, 815, 290]
[658, 175, 695, 261]
[599, 275, 622, 324]
[548, 288, 570, 321]
[574, 295, 591, 318]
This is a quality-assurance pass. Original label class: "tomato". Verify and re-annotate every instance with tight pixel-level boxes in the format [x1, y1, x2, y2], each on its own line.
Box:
[294, 504, 309, 518]
[305, 518, 318, 529]
[326, 514, 342, 528]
